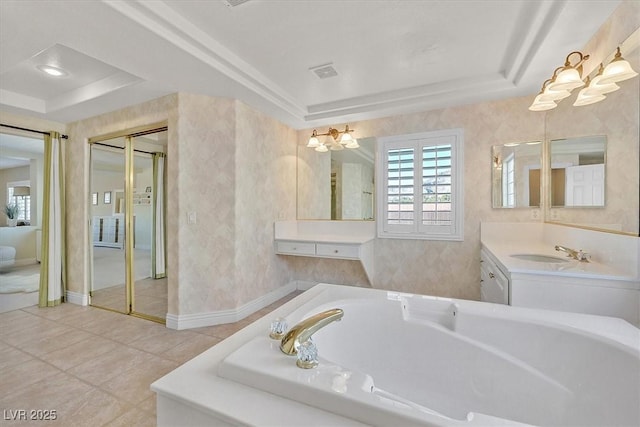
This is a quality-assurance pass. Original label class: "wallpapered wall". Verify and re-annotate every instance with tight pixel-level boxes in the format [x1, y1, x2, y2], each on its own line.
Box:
[294, 95, 545, 299]
[64, 94, 298, 316]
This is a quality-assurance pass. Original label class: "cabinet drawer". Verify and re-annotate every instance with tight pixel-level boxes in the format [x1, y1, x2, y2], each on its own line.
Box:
[275, 241, 316, 256]
[316, 243, 359, 259]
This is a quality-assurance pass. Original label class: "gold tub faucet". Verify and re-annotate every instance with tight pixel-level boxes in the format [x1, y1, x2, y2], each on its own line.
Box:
[280, 308, 344, 356]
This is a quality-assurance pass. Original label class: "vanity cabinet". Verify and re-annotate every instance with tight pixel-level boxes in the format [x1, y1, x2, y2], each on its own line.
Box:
[480, 249, 509, 304]
[274, 221, 376, 283]
[276, 240, 361, 260]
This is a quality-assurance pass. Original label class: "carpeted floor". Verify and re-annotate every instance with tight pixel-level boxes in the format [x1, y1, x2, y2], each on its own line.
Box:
[0, 263, 40, 313]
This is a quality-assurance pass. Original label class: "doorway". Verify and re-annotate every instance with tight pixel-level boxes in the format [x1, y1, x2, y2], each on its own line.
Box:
[89, 126, 167, 323]
[0, 132, 43, 313]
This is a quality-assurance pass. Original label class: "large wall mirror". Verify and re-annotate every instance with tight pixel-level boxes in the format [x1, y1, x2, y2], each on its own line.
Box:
[550, 136, 605, 208]
[544, 32, 638, 235]
[492, 141, 542, 208]
[297, 137, 375, 220]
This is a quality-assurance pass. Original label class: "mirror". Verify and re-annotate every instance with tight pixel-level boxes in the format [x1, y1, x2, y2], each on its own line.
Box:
[550, 136, 606, 208]
[492, 142, 542, 208]
[297, 137, 375, 220]
[544, 31, 638, 236]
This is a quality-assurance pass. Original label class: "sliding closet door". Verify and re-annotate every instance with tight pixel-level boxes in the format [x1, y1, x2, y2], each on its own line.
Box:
[89, 141, 128, 313]
[130, 130, 168, 321]
[89, 125, 167, 323]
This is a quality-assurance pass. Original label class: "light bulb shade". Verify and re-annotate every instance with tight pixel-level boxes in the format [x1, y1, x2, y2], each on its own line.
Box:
[599, 58, 638, 84]
[340, 132, 353, 144]
[329, 141, 344, 151]
[307, 136, 320, 148]
[573, 88, 606, 106]
[315, 144, 328, 152]
[588, 75, 620, 95]
[346, 139, 359, 149]
[547, 68, 585, 91]
[528, 100, 557, 111]
[539, 88, 571, 102]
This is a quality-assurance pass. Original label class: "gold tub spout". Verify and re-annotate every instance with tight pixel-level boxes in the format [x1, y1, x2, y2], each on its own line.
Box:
[280, 308, 344, 355]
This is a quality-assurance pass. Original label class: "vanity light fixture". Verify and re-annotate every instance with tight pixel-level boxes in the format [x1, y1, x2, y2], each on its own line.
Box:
[530, 46, 637, 111]
[307, 125, 358, 152]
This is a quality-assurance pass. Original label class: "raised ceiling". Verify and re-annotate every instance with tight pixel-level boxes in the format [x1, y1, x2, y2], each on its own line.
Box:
[0, 0, 621, 129]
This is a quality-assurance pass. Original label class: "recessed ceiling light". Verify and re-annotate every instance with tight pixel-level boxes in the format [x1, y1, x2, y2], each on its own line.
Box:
[36, 65, 68, 77]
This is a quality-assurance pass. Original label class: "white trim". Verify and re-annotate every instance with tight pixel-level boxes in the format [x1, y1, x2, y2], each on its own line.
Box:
[66, 290, 89, 306]
[377, 128, 464, 241]
[166, 282, 308, 330]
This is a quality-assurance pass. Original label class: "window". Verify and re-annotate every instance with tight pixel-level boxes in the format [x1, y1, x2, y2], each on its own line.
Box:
[502, 154, 515, 207]
[377, 129, 464, 240]
[6, 181, 31, 222]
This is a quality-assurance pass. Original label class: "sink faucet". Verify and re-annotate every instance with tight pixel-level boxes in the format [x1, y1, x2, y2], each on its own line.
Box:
[280, 308, 344, 355]
[555, 245, 590, 262]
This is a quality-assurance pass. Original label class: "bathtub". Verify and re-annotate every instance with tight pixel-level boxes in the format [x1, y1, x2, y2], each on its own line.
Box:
[153, 284, 640, 426]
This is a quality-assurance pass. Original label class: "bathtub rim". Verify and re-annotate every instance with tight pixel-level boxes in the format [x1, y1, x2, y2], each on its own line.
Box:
[151, 283, 640, 427]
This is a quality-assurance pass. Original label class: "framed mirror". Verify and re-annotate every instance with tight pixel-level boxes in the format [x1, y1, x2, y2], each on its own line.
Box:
[297, 137, 376, 220]
[491, 141, 542, 208]
[550, 136, 606, 208]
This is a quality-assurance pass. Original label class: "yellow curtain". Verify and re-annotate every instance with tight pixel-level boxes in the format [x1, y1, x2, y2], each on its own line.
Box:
[39, 131, 66, 307]
[152, 153, 166, 279]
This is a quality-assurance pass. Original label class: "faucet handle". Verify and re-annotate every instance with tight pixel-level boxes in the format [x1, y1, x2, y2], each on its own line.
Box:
[577, 250, 590, 262]
[269, 317, 289, 340]
[296, 340, 319, 369]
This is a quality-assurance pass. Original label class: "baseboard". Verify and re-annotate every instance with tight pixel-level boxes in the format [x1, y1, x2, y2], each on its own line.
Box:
[166, 282, 301, 330]
[66, 290, 89, 306]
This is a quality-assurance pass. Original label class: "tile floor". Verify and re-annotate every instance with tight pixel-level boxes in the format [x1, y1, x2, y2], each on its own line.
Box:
[0, 291, 302, 426]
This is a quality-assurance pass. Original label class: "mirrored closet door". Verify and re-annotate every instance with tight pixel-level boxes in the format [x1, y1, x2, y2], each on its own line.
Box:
[89, 126, 167, 323]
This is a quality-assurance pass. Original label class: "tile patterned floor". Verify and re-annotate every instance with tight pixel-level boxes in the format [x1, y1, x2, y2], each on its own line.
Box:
[0, 291, 302, 426]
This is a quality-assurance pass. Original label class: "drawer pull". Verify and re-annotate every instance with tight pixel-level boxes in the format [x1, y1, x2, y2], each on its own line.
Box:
[489, 272, 495, 279]
[334, 250, 339, 253]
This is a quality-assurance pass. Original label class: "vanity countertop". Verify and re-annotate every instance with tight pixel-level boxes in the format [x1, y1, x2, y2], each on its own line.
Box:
[482, 240, 639, 284]
[274, 220, 375, 245]
[276, 233, 374, 244]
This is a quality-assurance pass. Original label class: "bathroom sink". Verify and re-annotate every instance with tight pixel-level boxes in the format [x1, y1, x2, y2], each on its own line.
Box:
[510, 254, 569, 263]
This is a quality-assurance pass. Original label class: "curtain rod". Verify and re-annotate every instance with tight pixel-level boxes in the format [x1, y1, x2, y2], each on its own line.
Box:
[92, 141, 157, 156]
[0, 123, 69, 139]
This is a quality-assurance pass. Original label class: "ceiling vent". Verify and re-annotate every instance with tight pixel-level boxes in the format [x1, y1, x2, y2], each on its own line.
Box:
[310, 63, 338, 79]
[224, 0, 251, 7]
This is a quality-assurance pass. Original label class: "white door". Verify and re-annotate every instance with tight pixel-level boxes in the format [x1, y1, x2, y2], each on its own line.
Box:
[565, 164, 604, 206]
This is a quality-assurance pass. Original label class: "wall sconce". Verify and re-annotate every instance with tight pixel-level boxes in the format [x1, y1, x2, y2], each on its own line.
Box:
[530, 46, 637, 111]
[307, 125, 358, 152]
[493, 155, 502, 169]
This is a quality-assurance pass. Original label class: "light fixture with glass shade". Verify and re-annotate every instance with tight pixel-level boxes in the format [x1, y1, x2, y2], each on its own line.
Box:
[307, 125, 357, 153]
[546, 52, 589, 91]
[573, 76, 607, 106]
[587, 63, 621, 94]
[529, 44, 637, 112]
[598, 47, 639, 84]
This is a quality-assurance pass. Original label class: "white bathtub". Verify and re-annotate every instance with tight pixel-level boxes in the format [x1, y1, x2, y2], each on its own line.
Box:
[153, 284, 640, 426]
